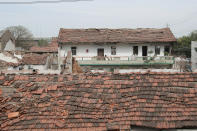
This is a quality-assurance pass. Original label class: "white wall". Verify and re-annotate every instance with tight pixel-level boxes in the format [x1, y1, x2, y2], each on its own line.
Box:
[59, 43, 166, 58]
[191, 41, 197, 71]
[0, 53, 18, 63]
[4, 40, 15, 51]
[14, 53, 22, 59]
[23, 65, 47, 71]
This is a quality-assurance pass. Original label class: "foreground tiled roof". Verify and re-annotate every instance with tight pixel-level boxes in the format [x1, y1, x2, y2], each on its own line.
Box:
[58, 28, 177, 44]
[30, 38, 58, 53]
[1, 72, 197, 130]
[22, 53, 48, 65]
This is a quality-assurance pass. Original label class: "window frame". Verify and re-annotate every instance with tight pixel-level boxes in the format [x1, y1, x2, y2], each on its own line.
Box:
[71, 47, 77, 56]
[155, 46, 161, 55]
[133, 46, 138, 56]
[111, 46, 116, 55]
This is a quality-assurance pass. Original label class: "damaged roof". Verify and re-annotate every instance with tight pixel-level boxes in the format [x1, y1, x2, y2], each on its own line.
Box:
[0, 52, 22, 67]
[29, 37, 58, 53]
[1, 72, 197, 130]
[22, 53, 48, 65]
[58, 28, 177, 44]
[0, 60, 21, 67]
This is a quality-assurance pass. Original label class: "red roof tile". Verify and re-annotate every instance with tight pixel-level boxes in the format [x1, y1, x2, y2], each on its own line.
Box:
[1, 72, 197, 130]
[22, 53, 48, 65]
[58, 28, 176, 44]
[8, 112, 19, 118]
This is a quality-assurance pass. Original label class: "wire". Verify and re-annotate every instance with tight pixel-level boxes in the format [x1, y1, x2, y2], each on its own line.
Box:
[0, 0, 92, 4]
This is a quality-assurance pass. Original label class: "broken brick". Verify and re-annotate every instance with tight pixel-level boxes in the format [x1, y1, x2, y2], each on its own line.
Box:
[8, 112, 19, 118]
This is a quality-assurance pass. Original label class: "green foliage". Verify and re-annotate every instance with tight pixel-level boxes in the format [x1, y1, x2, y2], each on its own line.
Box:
[148, 50, 153, 54]
[164, 51, 169, 56]
[177, 36, 191, 49]
[173, 30, 197, 58]
[38, 39, 48, 47]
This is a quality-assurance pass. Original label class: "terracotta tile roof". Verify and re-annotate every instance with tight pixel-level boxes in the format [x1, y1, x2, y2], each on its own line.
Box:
[29, 37, 58, 53]
[1, 72, 197, 130]
[58, 28, 177, 44]
[22, 53, 48, 65]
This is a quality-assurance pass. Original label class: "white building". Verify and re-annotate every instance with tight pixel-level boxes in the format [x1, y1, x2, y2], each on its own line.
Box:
[191, 41, 197, 71]
[58, 28, 176, 71]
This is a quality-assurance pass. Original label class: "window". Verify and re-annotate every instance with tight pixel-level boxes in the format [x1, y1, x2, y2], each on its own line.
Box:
[133, 46, 138, 55]
[111, 46, 116, 55]
[155, 46, 160, 55]
[71, 47, 77, 55]
[164, 46, 170, 56]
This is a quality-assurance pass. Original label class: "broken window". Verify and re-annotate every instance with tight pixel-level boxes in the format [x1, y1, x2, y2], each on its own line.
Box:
[155, 46, 160, 55]
[111, 46, 116, 55]
[71, 47, 77, 56]
[133, 46, 138, 56]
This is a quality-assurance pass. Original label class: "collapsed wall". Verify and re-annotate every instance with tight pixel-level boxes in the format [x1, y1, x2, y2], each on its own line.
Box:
[1, 72, 197, 130]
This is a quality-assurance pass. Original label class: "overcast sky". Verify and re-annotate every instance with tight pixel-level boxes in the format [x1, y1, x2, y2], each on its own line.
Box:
[0, 0, 197, 38]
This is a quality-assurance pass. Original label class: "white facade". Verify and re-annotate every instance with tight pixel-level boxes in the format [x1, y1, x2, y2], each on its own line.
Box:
[59, 43, 169, 59]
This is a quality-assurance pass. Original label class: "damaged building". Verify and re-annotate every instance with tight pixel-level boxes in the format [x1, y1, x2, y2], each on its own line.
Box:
[0, 30, 15, 51]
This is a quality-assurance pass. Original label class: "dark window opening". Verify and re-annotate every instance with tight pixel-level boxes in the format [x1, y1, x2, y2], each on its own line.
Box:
[133, 46, 138, 55]
[155, 46, 160, 55]
[111, 46, 116, 55]
[142, 46, 148, 57]
[71, 47, 77, 55]
[164, 46, 170, 56]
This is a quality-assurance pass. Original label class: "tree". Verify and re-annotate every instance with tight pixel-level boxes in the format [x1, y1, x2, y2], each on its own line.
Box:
[173, 30, 197, 58]
[5, 25, 33, 40]
[38, 39, 48, 47]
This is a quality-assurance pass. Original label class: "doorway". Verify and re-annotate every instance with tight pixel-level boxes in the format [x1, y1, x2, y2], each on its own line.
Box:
[142, 46, 148, 56]
[97, 48, 104, 56]
[97, 48, 104, 60]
